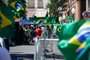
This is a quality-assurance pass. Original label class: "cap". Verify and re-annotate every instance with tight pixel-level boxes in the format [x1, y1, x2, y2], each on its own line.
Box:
[82, 11, 90, 18]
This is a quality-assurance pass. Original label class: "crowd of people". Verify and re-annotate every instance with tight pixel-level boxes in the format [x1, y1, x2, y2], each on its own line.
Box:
[14, 22, 57, 45]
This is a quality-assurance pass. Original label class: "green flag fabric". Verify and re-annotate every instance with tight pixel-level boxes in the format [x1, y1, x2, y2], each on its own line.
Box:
[29, 17, 56, 25]
[44, 16, 56, 24]
[0, 3, 15, 39]
[9, 0, 24, 11]
[57, 20, 85, 60]
[57, 19, 90, 60]
[57, 20, 84, 41]
[9, 0, 26, 18]
[65, 16, 74, 22]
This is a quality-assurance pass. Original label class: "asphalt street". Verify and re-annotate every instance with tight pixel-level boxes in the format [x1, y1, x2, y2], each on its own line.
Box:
[9, 39, 64, 60]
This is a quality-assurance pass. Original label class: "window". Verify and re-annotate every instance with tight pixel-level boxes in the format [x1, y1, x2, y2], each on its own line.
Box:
[86, 0, 90, 11]
[88, 0, 90, 11]
[27, 0, 35, 8]
[38, 0, 43, 8]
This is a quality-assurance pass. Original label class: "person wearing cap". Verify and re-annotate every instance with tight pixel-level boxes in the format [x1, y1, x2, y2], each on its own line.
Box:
[82, 11, 90, 20]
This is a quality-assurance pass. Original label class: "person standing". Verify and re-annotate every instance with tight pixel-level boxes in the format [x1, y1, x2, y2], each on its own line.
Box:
[34, 26, 42, 59]
[34, 26, 42, 39]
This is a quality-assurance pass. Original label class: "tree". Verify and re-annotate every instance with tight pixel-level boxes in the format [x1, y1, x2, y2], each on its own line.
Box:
[47, 0, 67, 16]
[47, 0, 58, 17]
[47, 0, 67, 22]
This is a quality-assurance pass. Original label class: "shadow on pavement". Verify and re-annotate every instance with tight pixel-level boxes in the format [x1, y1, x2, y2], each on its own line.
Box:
[11, 54, 34, 60]
[44, 53, 64, 59]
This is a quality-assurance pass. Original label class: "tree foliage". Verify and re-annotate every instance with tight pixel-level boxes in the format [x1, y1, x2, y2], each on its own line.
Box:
[47, 0, 67, 17]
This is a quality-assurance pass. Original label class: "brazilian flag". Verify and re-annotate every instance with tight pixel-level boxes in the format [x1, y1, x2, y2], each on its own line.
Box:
[57, 20, 84, 40]
[0, 3, 15, 39]
[9, 1, 24, 11]
[9, 0, 25, 18]
[44, 17, 56, 24]
[57, 20, 85, 60]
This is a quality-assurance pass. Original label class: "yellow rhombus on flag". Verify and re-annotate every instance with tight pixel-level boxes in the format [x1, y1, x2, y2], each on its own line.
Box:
[0, 11, 12, 28]
[0, 3, 15, 39]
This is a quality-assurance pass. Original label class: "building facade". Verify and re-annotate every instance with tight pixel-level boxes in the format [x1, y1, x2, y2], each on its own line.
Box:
[26, 0, 49, 18]
[86, 0, 90, 11]
[63, 0, 86, 20]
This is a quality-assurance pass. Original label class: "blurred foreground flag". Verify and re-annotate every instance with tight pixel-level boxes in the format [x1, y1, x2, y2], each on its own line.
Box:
[0, 3, 15, 38]
[0, 3, 14, 28]
[0, 11, 12, 28]
[75, 19, 90, 55]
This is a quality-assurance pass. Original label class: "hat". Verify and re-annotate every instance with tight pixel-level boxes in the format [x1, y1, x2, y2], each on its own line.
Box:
[82, 11, 90, 18]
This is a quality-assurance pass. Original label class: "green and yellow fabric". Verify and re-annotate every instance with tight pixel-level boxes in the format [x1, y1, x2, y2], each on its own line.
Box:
[76, 19, 90, 60]
[10, 1, 24, 11]
[9, 0, 26, 18]
[57, 20, 85, 60]
[58, 19, 90, 60]
[56, 24, 62, 39]
[44, 16, 56, 24]
[76, 39, 90, 60]
[29, 17, 56, 25]
[57, 20, 84, 41]
[0, 3, 15, 39]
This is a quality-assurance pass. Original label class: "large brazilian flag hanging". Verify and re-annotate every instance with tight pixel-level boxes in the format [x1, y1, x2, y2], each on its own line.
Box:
[0, 3, 15, 39]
